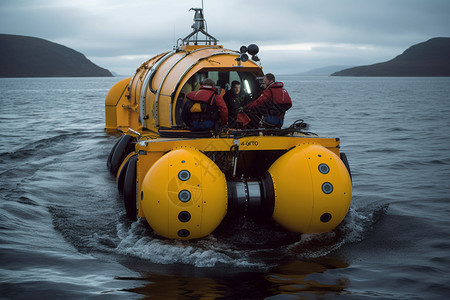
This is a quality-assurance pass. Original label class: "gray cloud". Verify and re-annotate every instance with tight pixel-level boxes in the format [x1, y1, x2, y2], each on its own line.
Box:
[1, 0, 449, 75]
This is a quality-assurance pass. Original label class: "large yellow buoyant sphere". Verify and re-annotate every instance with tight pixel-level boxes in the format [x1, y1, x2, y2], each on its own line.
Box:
[269, 144, 352, 233]
[140, 147, 227, 239]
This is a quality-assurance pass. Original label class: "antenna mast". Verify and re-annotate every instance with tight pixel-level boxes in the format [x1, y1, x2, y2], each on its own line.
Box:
[180, 1, 218, 46]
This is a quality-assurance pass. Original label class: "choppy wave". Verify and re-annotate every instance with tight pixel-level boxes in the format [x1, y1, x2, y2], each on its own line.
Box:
[106, 203, 389, 269]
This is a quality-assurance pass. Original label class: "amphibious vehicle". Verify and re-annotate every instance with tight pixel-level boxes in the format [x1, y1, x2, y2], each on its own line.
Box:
[105, 8, 352, 240]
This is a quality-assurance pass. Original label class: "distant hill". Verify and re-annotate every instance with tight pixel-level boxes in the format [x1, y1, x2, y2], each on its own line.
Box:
[331, 37, 450, 77]
[0, 34, 112, 77]
[299, 65, 355, 76]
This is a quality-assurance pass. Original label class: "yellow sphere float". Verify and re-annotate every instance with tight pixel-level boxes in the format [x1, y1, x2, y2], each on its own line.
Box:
[140, 147, 228, 240]
[269, 144, 352, 233]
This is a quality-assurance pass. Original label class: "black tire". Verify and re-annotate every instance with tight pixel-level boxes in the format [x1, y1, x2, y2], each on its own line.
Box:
[107, 136, 122, 171]
[340, 152, 352, 181]
[109, 135, 135, 175]
[117, 155, 135, 193]
[123, 155, 138, 221]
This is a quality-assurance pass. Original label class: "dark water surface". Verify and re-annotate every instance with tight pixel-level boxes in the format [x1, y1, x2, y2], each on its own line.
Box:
[1, 76, 449, 299]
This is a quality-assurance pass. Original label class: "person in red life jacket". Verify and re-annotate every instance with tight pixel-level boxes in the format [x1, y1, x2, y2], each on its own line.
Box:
[182, 78, 228, 131]
[244, 73, 292, 128]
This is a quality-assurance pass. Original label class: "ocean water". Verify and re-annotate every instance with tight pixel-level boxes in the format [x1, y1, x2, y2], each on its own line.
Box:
[0, 76, 449, 299]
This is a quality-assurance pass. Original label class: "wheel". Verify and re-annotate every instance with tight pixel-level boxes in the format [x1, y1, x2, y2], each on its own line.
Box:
[107, 135, 122, 171]
[109, 135, 135, 175]
[117, 154, 135, 193]
[123, 155, 138, 221]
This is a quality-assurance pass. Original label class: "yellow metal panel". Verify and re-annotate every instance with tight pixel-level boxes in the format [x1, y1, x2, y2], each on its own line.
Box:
[104, 77, 131, 132]
[157, 95, 172, 127]
[138, 136, 340, 153]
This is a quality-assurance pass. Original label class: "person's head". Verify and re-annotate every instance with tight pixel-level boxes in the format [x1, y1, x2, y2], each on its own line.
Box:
[263, 73, 275, 88]
[202, 78, 215, 86]
[231, 80, 241, 94]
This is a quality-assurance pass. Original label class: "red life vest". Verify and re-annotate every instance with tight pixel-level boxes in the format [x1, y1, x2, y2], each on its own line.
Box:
[245, 81, 292, 128]
[268, 82, 292, 109]
[182, 85, 228, 129]
[186, 85, 217, 103]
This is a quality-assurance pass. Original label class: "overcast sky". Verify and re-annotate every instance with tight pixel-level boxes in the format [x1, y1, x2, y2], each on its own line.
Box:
[1, 0, 449, 75]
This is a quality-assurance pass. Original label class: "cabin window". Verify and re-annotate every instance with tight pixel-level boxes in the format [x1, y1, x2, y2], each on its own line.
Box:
[174, 70, 262, 126]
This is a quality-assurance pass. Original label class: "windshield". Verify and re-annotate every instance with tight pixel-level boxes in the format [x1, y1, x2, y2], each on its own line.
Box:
[174, 70, 263, 126]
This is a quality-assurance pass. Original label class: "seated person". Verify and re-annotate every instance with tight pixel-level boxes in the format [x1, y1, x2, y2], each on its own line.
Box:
[182, 78, 228, 130]
[244, 73, 292, 128]
[223, 80, 243, 128]
[180, 77, 201, 99]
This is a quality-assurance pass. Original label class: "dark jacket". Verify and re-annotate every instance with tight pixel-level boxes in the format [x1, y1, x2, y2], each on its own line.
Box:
[223, 90, 242, 127]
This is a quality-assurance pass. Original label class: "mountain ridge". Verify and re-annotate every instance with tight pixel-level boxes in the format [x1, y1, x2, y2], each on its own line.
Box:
[0, 34, 112, 77]
[331, 37, 450, 77]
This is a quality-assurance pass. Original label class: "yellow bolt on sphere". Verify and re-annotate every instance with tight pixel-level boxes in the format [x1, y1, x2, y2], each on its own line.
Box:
[269, 144, 352, 233]
[140, 147, 227, 239]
